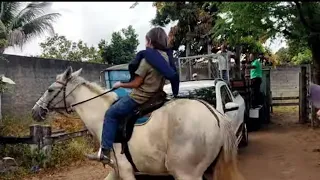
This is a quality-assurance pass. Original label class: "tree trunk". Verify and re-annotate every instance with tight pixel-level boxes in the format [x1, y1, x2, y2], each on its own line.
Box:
[309, 33, 320, 127]
[0, 47, 5, 54]
[309, 34, 320, 84]
[234, 45, 242, 80]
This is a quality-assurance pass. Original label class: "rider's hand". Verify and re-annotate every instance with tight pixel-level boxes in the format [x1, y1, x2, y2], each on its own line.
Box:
[112, 81, 122, 89]
[317, 109, 320, 117]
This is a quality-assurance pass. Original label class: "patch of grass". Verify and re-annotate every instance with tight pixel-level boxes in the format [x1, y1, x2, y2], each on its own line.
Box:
[0, 168, 29, 180]
[50, 113, 85, 132]
[273, 106, 298, 113]
[48, 137, 94, 168]
[0, 115, 43, 137]
[0, 114, 97, 180]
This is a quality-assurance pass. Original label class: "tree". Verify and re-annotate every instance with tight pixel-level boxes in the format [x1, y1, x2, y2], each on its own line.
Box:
[292, 48, 312, 65]
[211, 2, 277, 44]
[275, 47, 292, 64]
[0, 2, 60, 53]
[39, 34, 102, 62]
[211, 2, 320, 83]
[99, 25, 139, 65]
[151, 2, 219, 56]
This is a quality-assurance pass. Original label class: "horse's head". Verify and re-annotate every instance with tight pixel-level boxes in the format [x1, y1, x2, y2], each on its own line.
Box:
[32, 66, 83, 122]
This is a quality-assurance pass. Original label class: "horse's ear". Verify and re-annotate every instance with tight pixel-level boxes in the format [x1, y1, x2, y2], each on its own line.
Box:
[72, 68, 82, 77]
[63, 66, 73, 80]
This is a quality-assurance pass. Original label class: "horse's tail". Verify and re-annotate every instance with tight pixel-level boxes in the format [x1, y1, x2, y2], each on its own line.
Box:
[213, 117, 246, 180]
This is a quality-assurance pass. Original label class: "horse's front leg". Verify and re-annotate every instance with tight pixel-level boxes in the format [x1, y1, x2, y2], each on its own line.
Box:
[112, 144, 136, 180]
[106, 165, 136, 180]
[104, 169, 117, 180]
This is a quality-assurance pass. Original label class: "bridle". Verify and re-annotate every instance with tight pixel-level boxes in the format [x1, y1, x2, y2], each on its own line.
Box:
[36, 78, 116, 118]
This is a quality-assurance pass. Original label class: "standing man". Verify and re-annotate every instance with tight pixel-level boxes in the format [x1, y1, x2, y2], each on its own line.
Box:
[246, 53, 263, 108]
[217, 43, 235, 82]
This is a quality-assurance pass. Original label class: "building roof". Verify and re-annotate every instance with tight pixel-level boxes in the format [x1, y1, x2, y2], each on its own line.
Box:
[105, 64, 129, 71]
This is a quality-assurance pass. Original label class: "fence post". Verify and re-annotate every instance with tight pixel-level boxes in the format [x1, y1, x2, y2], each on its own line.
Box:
[29, 124, 42, 150]
[299, 66, 307, 123]
[186, 42, 192, 80]
[0, 92, 2, 122]
[29, 124, 43, 170]
[207, 43, 212, 79]
[41, 125, 52, 168]
[270, 91, 273, 113]
[309, 64, 318, 127]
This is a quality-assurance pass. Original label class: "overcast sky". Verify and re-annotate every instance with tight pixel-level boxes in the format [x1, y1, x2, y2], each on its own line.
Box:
[4, 2, 286, 56]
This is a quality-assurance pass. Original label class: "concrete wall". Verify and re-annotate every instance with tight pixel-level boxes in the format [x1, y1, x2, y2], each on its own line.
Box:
[270, 66, 301, 98]
[0, 55, 109, 116]
[0, 54, 303, 116]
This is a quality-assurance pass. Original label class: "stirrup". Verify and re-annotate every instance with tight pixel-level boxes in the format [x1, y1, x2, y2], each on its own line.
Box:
[85, 153, 114, 165]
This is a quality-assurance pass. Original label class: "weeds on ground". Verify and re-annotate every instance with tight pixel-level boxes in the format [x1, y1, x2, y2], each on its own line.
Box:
[273, 106, 298, 113]
[0, 115, 37, 136]
[0, 114, 96, 180]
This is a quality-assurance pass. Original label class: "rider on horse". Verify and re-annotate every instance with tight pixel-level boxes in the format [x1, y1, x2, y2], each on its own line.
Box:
[88, 27, 179, 164]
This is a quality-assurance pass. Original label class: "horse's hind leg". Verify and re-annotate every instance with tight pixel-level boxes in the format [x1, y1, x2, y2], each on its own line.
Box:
[104, 170, 117, 180]
[165, 152, 212, 180]
[172, 173, 202, 180]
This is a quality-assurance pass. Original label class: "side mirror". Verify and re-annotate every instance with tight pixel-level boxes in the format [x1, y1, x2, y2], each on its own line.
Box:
[225, 102, 239, 112]
[232, 90, 239, 97]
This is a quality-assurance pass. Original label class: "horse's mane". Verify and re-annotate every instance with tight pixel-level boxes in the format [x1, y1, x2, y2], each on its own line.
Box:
[73, 76, 117, 104]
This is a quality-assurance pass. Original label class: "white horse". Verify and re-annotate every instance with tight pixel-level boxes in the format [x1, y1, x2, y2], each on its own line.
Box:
[32, 67, 245, 180]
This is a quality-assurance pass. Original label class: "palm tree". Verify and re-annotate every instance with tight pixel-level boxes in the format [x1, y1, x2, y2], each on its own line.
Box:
[0, 2, 60, 53]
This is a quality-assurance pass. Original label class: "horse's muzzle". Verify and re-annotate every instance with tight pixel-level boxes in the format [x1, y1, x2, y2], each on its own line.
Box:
[31, 104, 48, 122]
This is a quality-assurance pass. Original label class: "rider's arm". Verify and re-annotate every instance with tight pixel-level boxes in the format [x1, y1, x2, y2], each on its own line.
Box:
[246, 60, 258, 69]
[117, 59, 149, 89]
[118, 76, 144, 89]
[144, 48, 179, 96]
[246, 65, 257, 69]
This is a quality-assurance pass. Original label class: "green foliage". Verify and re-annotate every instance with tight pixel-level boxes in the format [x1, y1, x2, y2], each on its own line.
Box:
[0, 115, 95, 179]
[151, 2, 219, 55]
[275, 47, 292, 64]
[0, 137, 93, 179]
[0, 115, 39, 136]
[39, 34, 103, 62]
[292, 48, 312, 65]
[48, 138, 93, 168]
[238, 36, 265, 54]
[0, 2, 60, 50]
[0, 39, 8, 48]
[209, 1, 320, 70]
[99, 25, 139, 65]
[211, 2, 278, 46]
[151, 2, 274, 56]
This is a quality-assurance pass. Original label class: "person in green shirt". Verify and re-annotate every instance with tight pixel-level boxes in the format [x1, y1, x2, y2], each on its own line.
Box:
[246, 53, 263, 108]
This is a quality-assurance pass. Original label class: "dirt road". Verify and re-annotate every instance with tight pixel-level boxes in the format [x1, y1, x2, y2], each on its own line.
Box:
[26, 109, 320, 180]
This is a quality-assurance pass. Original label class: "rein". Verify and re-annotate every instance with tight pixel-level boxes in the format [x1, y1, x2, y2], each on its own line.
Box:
[71, 87, 116, 107]
[38, 78, 116, 115]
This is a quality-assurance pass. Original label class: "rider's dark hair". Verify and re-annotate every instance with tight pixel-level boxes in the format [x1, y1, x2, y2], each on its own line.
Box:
[146, 27, 168, 51]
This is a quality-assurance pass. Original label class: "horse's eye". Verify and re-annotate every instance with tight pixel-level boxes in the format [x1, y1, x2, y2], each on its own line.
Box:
[48, 88, 54, 93]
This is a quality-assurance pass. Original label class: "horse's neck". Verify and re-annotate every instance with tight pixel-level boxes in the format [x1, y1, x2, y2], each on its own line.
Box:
[71, 85, 117, 142]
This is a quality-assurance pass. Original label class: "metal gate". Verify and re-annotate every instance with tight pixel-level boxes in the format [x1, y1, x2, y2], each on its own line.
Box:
[177, 53, 229, 82]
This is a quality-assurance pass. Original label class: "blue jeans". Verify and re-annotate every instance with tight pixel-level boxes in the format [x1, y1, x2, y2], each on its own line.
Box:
[221, 70, 229, 81]
[101, 95, 139, 149]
